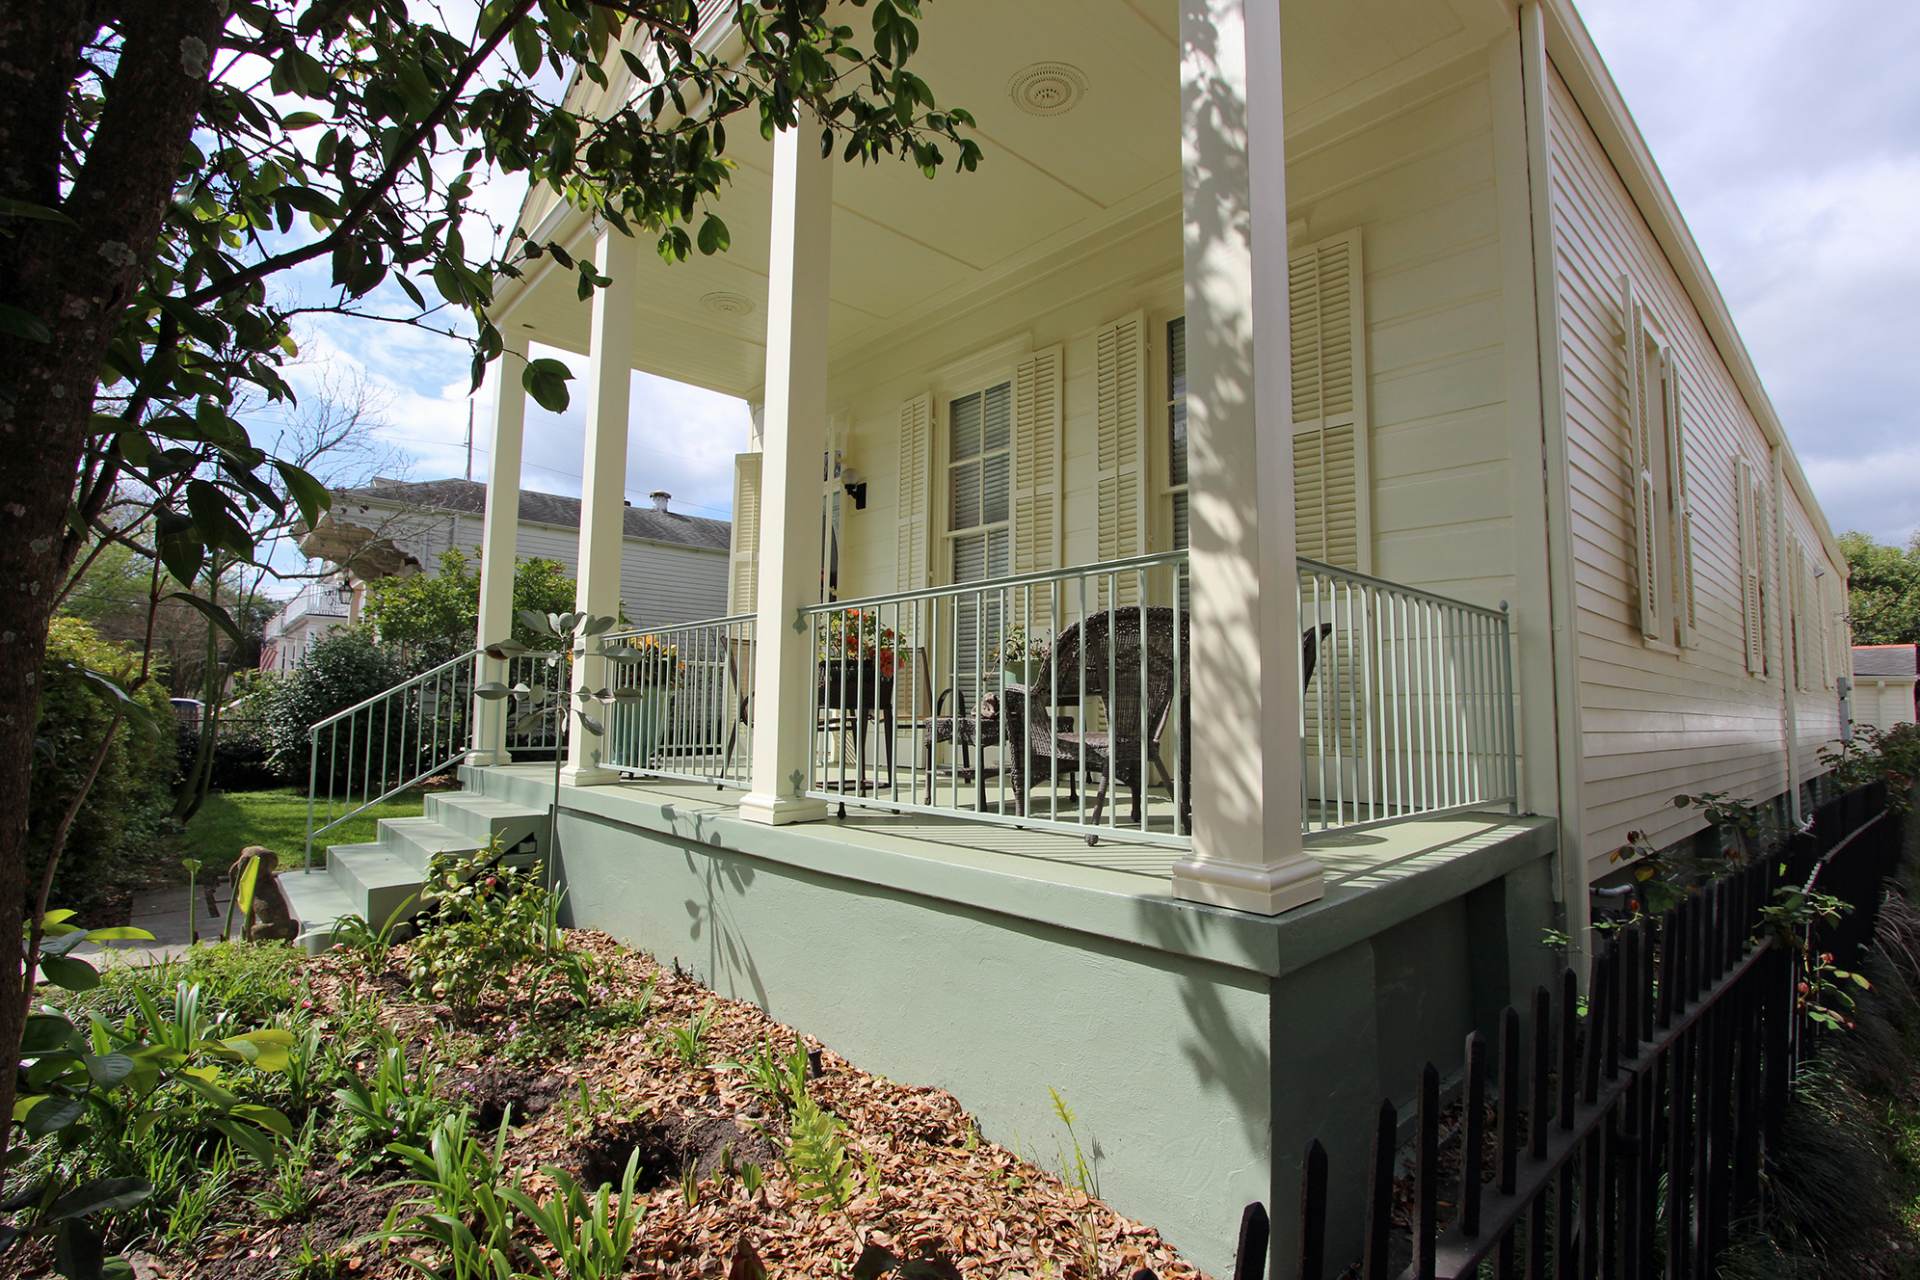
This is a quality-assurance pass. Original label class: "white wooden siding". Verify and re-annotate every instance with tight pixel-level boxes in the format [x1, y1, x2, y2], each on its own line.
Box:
[1544, 65, 1846, 874]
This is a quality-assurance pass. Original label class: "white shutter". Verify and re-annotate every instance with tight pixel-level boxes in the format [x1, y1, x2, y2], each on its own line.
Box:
[1095, 314, 1147, 603]
[895, 392, 932, 591]
[1622, 277, 1662, 641]
[1290, 230, 1369, 571]
[1013, 347, 1062, 623]
[1662, 348, 1695, 646]
[1736, 457, 1765, 675]
[1792, 545, 1811, 690]
[727, 453, 761, 615]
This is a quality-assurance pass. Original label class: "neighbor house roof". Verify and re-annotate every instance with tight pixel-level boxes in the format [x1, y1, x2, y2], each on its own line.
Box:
[1853, 645, 1919, 680]
[333, 478, 730, 552]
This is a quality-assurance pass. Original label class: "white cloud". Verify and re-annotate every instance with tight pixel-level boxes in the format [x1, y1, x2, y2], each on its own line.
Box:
[1580, 0, 1920, 543]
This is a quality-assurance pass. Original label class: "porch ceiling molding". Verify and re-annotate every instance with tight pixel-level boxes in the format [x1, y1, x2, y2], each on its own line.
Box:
[1535, 0, 1845, 573]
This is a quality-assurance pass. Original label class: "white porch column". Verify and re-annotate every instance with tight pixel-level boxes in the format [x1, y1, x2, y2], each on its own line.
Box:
[561, 227, 641, 785]
[739, 121, 832, 825]
[469, 330, 529, 765]
[1169, 0, 1323, 913]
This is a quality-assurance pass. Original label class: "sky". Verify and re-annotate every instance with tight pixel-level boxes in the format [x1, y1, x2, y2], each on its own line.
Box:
[278, 0, 1920, 580]
[1577, 0, 1920, 545]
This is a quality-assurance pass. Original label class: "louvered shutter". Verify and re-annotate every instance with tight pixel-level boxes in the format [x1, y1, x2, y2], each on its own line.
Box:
[1621, 277, 1662, 641]
[895, 393, 932, 591]
[1013, 347, 1062, 620]
[1290, 230, 1369, 571]
[1791, 545, 1811, 690]
[1662, 348, 1695, 646]
[1736, 458, 1765, 675]
[727, 453, 761, 615]
[1095, 314, 1147, 603]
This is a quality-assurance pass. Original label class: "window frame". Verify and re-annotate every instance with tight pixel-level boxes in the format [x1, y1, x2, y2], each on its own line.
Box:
[938, 375, 1016, 590]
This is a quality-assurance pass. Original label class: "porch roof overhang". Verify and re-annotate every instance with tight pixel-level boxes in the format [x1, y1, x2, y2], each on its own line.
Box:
[488, 0, 1516, 400]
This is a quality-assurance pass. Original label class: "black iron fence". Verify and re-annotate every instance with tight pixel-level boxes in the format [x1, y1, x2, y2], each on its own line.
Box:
[1265, 780, 1902, 1280]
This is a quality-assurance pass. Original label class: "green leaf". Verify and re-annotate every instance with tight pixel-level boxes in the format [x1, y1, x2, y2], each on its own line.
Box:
[234, 854, 262, 922]
[229, 1103, 294, 1140]
[696, 215, 730, 255]
[521, 357, 573, 413]
[47, 1177, 152, 1223]
[82, 926, 155, 943]
[83, 1054, 135, 1087]
[25, 1095, 83, 1137]
[510, 17, 543, 75]
[154, 509, 205, 588]
[38, 954, 100, 993]
[21, 1014, 83, 1056]
[0, 196, 77, 225]
[167, 593, 245, 645]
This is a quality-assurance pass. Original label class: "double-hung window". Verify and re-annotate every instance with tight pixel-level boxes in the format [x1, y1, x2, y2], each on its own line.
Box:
[947, 381, 1012, 699]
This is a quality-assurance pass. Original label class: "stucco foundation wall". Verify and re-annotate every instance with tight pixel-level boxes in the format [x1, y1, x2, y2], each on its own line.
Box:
[551, 805, 1276, 1272]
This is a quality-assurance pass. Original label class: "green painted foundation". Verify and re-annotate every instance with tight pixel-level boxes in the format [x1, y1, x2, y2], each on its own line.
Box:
[463, 764, 1557, 1275]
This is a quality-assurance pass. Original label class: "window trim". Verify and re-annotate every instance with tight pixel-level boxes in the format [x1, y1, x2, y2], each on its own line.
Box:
[937, 374, 1016, 589]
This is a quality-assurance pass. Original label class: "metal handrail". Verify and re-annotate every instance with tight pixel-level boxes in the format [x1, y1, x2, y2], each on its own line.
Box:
[603, 611, 756, 644]
[801, 550, 1189, 616]
[303, 648, 481, 871]
[601, 614, 758, 788]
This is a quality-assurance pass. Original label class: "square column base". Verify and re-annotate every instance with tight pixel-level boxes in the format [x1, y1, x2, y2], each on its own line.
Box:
[559, 764, 620, 788]
[1170, 855, 1324, 915]
[738, 793, 829, 826]
[467, 750, 513, 768]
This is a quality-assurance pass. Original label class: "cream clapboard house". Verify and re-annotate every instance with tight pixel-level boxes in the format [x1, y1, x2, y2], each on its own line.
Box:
[281, 0, 1854, 1268]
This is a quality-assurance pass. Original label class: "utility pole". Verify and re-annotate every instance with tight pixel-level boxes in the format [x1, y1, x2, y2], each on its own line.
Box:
[464, 401, 475, 482]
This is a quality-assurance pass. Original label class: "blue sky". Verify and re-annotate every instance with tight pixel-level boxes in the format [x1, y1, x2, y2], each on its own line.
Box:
[281, 0, 1919, 567]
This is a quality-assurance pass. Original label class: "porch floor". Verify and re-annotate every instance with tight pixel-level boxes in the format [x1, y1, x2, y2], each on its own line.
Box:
[481, 763, 1541, 896]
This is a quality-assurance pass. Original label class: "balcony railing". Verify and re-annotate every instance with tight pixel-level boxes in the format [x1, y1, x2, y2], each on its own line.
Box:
[601, 614, 756, 789]
[792, 552, 1517, 846]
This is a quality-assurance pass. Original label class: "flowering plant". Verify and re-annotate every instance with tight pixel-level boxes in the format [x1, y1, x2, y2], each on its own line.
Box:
[818, 608, 897, 677]
[619, 633, 686, 688]
[990, 624, 1051, 667]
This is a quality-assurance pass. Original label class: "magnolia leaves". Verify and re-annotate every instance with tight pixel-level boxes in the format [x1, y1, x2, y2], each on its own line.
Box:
[485, 612, 618, 735]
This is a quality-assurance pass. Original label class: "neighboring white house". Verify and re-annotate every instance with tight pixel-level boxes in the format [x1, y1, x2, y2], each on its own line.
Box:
[282, 2, 1867, 1268]
[259, 573, 355, 673]
[290, 477, 731, 639]
[1852, 644, 1917, 735]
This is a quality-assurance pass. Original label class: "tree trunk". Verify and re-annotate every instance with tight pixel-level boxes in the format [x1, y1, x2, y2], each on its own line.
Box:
[0, 0, 224, 1186]
[176, 558, 224, 822]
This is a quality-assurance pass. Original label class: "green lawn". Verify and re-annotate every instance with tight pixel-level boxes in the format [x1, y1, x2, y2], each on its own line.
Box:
[182, 786, 426, 867]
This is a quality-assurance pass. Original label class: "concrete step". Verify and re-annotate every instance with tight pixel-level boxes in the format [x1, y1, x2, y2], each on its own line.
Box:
[325, 842, 429, 926]
[376, 816, 489, 871]
[276, 871, 362, 955]
[424, 791, 546, 849]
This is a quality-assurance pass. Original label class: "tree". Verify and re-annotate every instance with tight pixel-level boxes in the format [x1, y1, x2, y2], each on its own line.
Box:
[1, 0, 977, 1195]
[362, 548, 578, 665]
[1840, 531, 1920, 648]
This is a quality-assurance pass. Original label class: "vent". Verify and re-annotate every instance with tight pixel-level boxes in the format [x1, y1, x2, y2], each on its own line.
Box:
[700, 291, 753, 318]
[1008, 62, 1087, 117]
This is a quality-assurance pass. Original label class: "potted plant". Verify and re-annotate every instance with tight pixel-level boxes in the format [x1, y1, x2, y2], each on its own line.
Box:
[608, 633, 683, 768]
[991, 625, 1051, 687]
[817, 608, 896, 708]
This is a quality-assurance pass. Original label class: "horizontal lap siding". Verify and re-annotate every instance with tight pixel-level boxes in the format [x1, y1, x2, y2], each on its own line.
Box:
[1546, 66, 1844, 876]
[1298, 63, 1518, 606]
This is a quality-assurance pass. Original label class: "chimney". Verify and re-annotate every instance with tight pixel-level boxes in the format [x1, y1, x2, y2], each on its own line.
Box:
[648, 490, 671, 512]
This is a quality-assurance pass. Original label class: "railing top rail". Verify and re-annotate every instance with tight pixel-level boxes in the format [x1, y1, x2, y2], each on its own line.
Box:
[602, 612, 758, 642]
[1296, 556, 1511, 621]
[306, 647, 478, 737]
[802, 550, 1191, 615]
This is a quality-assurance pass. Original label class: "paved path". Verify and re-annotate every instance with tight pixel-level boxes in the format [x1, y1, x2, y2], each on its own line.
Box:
[76, 883, 235, 965]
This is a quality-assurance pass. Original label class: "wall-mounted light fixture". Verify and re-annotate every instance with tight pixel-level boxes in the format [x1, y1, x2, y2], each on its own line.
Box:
[841, 466, 868, 511]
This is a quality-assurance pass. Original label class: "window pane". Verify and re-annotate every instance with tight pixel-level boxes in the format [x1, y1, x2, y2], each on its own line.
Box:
[1168, 316, 1188, 487]
[1171, 491, 1189, 551]
[982, 451, 1009, 525]
[951, 390, 982, 462]
[950, 459, 981, 531]
[982, 381, 1012, 450]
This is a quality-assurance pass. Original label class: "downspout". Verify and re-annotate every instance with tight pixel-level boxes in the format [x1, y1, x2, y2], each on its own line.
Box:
[1519, 1, 1592, 970]
[1771, 446, 1802, 825]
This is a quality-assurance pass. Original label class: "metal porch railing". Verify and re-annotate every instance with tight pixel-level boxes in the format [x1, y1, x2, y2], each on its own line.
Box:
[795, 551, 1518, 847]
[601, 614, 757, 789]
[302, 648, 559, 869]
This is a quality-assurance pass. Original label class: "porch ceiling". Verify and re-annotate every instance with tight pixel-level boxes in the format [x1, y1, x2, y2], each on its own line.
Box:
[499, 0, 1513, 397]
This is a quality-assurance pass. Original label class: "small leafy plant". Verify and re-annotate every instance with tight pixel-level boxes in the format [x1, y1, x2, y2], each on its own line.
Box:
[657, 1004, 716, 1068]
[786, 1088, 859, 1210]
[500, 1153, 647, 1280]
[405, 841, 591, 1017]
[333, 1036, 447, 1158]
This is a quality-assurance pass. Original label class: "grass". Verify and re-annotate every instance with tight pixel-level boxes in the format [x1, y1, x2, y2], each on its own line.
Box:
[182, 786, 426, 866]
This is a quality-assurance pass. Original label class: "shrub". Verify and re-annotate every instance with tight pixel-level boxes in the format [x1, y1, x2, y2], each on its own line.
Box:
[362, 548, 576, 667]
[405, 843, 592, 1017]
[255, 627, 406, 783]
[31, 617, 176, 916]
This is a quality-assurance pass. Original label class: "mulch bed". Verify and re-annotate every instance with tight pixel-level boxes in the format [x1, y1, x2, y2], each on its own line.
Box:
[149, 933, 1207, 1279]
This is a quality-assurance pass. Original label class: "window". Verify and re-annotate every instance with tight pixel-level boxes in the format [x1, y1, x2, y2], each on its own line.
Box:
[947, 381, 1012, 695]
[1621, 278, 1695, 648]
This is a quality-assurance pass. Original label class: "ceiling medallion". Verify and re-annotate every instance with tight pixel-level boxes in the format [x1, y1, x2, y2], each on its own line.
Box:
[700, 291, 754, 317]
[1008, 62, 1088, 117]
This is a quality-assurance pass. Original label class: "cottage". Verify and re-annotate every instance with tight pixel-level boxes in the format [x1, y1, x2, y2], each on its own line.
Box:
[279, 0, 1853, 1267]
